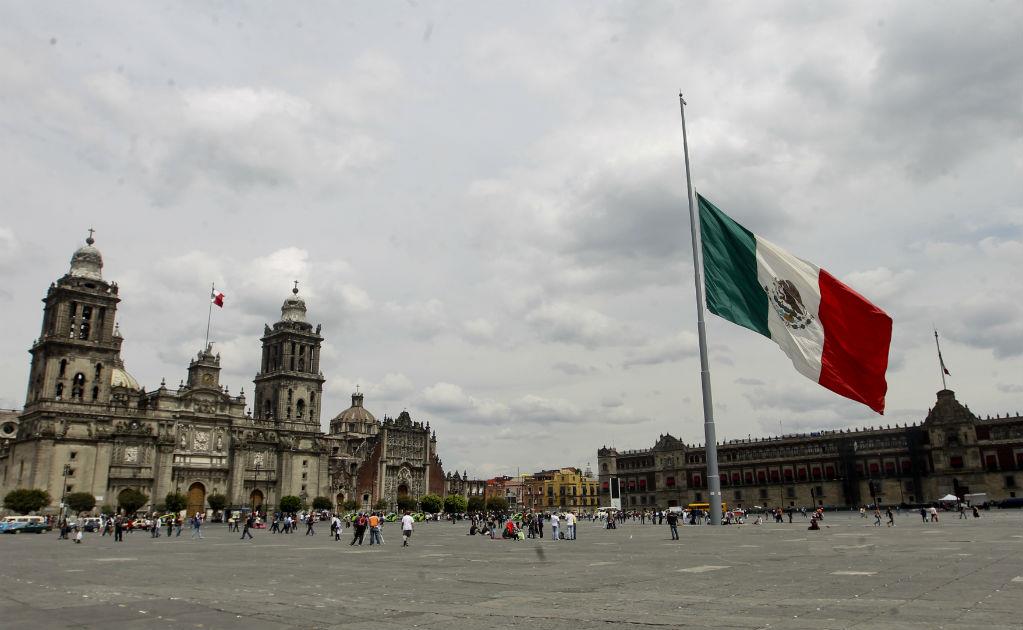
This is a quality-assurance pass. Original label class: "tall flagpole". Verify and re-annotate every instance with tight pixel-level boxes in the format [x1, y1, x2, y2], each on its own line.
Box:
[680, 93, 722, 526]
[204, 283, 215, 350]
[934, 328, 948, 390]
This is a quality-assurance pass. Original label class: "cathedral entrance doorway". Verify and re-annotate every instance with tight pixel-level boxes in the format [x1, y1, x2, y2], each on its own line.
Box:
[250, 489, 264, 512]
[397, 484, 409, 497]
[186, 482, 206, 517]
[335, 493, 345, 509]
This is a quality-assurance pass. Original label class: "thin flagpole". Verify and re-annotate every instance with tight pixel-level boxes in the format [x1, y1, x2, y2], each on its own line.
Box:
[680, 93, 722, 526]
[934, 328, 948, 390]
[204, 283, 214, 350]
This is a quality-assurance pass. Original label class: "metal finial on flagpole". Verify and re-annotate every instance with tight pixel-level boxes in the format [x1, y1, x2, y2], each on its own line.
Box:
[679, 93, 722, 526]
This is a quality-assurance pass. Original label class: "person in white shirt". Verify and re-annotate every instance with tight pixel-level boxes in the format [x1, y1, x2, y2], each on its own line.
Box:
[401, 511, 415, 547]
[565, 511, 576, 540]
[550, 512, 560, 541]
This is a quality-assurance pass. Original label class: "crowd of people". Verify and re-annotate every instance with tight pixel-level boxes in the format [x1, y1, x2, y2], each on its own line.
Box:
[33, 500, 992, 548]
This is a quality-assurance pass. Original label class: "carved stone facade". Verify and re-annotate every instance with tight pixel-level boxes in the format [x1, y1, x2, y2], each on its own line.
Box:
[598, 389, 1023, 510]
[325, 395, 444, 511]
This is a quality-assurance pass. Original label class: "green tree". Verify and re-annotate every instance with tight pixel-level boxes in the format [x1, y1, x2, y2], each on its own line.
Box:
[312, 496, 333, 511]
[65, 491, 96, 514]
[100, 504, 115, 516]
[444, 494, 468, 513]
[279, 495, 303, 514]
[467, 495, 485, 513]
[117, 489, 148, 514]
[3, 488, 51, 514]
[342, 499, 358, 511]
[164, 492, 188, 513]
[373, 498, 389, 511]
[206, 493, 227, 513]
[396, 495, 417, 512]
[419, 494, 443, 514]
[486, 496, 509, 513]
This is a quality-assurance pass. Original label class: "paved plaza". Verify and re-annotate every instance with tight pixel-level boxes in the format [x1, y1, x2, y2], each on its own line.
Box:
[2, 511, 1022, 629]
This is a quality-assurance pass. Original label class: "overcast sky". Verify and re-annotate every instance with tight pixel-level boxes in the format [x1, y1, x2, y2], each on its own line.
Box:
[1, 2, 1021, 478]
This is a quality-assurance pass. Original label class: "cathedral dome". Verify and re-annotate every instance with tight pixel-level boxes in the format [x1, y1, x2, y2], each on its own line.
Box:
[69, 232, 103, 280]
[330, 392, 377, 433]
[280, 285, 307, 322]
[110, 366, 141, 391]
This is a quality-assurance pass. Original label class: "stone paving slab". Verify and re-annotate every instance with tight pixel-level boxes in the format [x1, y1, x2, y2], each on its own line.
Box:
[1, 511, 1022, 628]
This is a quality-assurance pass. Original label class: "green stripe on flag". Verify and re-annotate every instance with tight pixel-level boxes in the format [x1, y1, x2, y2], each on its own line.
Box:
[697, 194, 770, 338]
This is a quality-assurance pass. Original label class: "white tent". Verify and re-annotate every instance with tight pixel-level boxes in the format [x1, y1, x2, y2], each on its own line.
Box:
[938, 494, 959, 502]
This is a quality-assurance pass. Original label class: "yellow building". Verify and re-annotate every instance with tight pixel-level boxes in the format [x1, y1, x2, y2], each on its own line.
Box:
[522, 467, 599, 511]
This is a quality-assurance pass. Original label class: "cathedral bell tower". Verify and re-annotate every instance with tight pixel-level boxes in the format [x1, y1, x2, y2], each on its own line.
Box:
[25, 231, 123, 407]
[253, 283, 325, 428]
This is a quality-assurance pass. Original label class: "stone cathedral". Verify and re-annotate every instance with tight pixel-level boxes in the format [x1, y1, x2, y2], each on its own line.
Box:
[0, 234, 447, 515]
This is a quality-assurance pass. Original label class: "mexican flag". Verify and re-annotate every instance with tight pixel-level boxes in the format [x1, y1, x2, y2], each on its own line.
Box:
[698, 194, 892, 414]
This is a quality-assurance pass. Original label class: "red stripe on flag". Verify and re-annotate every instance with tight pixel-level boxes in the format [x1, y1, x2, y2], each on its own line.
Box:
[817, 269, 892, 414]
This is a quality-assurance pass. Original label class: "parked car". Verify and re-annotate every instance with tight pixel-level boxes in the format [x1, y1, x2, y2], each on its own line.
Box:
[82, 517, 103, 532]
[998, 497, 1023, 509]
[2, 521, 47, 534]
[1, 515, 51, 532]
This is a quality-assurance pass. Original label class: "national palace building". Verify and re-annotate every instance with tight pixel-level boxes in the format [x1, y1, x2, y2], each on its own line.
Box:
[599, 390, 1023, 510]
[0, 234, 460, 516]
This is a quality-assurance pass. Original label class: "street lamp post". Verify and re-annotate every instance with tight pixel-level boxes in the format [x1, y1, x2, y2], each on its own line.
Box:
[60, 464, 71, 524]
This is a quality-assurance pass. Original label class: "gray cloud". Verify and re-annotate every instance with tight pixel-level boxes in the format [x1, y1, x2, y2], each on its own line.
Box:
[1, 2, 1020, 476]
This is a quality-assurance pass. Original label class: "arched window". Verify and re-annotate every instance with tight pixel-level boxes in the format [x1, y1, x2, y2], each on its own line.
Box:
[263, 400, 273, 419]
[95, 363, 103, 380]
[71, 373, 85, 400]
[55, 382, 64, 400]
[68, 303, 78, 338]
[298, 345, 305, 371]
[79, 305, 92, 340]
[91, 386, 99, 401]
[309, 392, 315, 417]
[296, 399, 305, 419]
[59, 359, 67, 377]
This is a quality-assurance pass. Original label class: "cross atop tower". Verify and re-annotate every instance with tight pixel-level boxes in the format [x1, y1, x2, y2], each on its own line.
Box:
[293, 280, 299, 295]
[86, 227, 95, 245]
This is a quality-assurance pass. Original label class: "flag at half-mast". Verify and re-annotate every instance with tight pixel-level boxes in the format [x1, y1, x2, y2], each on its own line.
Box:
[697, 194, 893, 414]
[938, 344, 950, 375]
[211, 288, 225, 308]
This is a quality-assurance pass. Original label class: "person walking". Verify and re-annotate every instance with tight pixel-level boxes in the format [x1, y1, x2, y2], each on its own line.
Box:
[305, 514, 316, 536]
[190, 513, 204, 539]
[401, 511, 414, 547]
[331, 515, 342, 541]
[166, 516, 174, 538]
[873, 508, 882, 527]
[175, 516, 183, 537]
[368, 513, 382, 545]
[350, 513, 366, 546]
[240, 514, 254, 540]
[114, 515, 124, 542]
[886, 506, 895, 527]
[667, 510, 680, 540]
